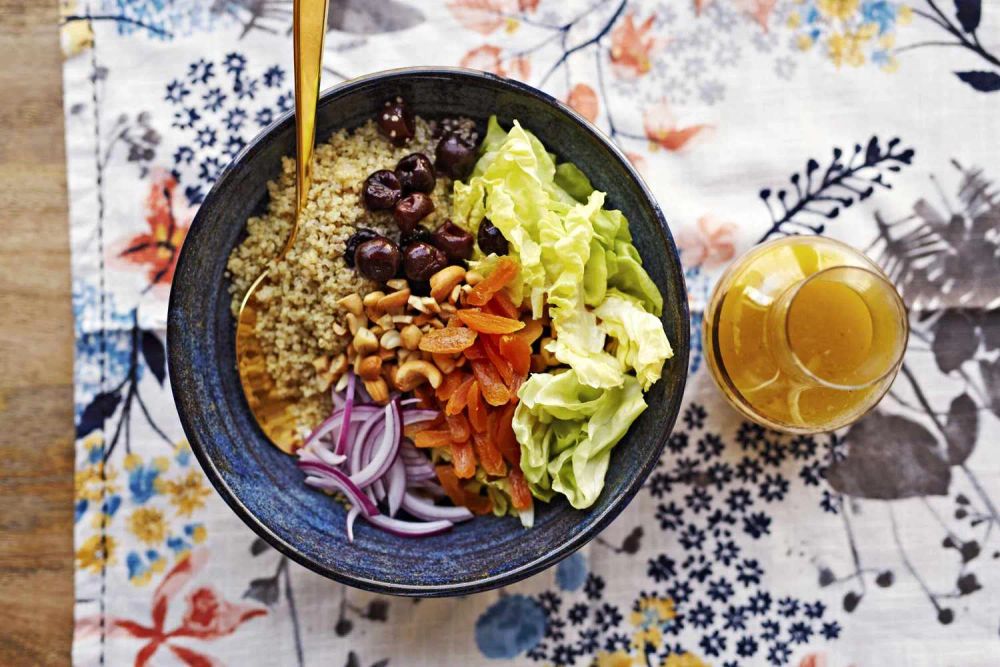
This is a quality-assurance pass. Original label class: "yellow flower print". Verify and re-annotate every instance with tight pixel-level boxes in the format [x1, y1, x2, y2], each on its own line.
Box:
[797, 34, 815, 51]
[631, 625, 662, 650]
[75, 463, 119, 503]
[76, 534, 117, 573]
[818, 0, 860, 20]
[128, 507, 167, 545]
[828, 30, 868, 67]
[898, 4, 913, 24]
[630, 594, 677, 629]
[162, 469, 211, 516]
[662, 653, 710, 667]
[190, 524, 208, 544]
[596, 651, 637, 667]
[787, 11, 802, 28]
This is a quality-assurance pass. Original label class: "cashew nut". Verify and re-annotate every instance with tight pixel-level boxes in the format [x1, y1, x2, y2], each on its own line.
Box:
[363, 377, 390, 404]
[394, 360, 443, 391]
[429, 265, 466, 302]
[358, 355, 382, 381]
[353, 327, 379, 356]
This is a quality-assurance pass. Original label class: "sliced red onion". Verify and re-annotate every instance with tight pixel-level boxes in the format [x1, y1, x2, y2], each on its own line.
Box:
[373, 478, 386, 502]
[333, 371, 357, 456]
[518, 503, 535, 528]
[350, 410, 384, 474]
[301, 467, 378, 517]
[299, 445, 346, 467]
[346, 505, 360, 543]
[366, 514, 453, 537]
[386, 456, 406, 517]
[405, 467, 436, 482]
[302, 404, 379, 452]
[351, 401, 401, 488]
[402, 409, 440, 425]
[400, 397, 422, 407]
[401, 491, 474, 522]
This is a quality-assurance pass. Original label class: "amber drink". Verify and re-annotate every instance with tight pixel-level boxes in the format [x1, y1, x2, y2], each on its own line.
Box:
[703, 237, 908, 433]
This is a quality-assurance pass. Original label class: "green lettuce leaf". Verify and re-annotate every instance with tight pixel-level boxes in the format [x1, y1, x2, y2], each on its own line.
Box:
[595, 290, 673, 390]
[513, 370, 647, 509]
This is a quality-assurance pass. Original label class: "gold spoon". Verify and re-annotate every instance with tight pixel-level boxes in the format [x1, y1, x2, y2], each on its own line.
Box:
[235, 0, 329, 453]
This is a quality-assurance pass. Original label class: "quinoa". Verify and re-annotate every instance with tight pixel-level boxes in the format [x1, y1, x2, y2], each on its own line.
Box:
[226, 117, 463, 428]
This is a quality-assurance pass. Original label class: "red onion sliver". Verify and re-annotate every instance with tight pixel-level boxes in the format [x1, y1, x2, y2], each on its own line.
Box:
[404, 466, 436, 481]
[373, 478, 386, 502]
[401, 491, 474, 522]
[350, 410, 384, 474]
[301, 468, 378, 517]
[351, 401, 400, 488]
[402, 409, 440, 425]
[333, 372, 357, 456]
[386, 456, 406, 517]
[346, 505, 360, 543]
[365, 514, 453, 537]
[300, 445, 346, 467]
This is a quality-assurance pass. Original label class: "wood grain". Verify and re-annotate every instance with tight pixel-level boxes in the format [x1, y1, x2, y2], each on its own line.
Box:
[0, 1, 75, 664]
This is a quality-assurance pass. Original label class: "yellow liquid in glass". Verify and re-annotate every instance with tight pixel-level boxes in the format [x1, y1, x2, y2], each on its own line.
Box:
[705, 237, 906, 433]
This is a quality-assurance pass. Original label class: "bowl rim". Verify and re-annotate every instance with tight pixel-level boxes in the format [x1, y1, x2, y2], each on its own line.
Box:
[168, 66, 690, 596]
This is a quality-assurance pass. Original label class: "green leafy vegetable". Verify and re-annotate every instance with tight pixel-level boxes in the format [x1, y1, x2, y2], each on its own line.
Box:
[513, 371, 647, 509]
[595, 290, 674, 390]
[453, 116, 671, 509]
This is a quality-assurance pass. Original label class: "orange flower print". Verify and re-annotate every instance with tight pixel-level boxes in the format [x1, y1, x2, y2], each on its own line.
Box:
[447, 0, 538, 35]
[677, 216, 737, 269]
[459, 45, 530, 81]
[75, 550, 265, 666]
[461, 44, 505, 75]
[508, 55, 531, 81]
[118, 168, 191, 288]
[609, 11, 661, 78]
[642, 99, 710, 151]
[566, 83, 599, 122]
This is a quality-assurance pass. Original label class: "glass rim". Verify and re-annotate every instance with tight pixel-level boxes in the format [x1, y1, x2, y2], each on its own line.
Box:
[779, 265, 910, 391]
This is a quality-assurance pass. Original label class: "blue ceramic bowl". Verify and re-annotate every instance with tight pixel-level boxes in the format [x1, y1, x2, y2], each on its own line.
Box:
[168, 67, 689, 596]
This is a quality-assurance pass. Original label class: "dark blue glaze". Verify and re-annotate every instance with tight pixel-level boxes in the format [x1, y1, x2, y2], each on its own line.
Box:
[167, 68, 689, 597]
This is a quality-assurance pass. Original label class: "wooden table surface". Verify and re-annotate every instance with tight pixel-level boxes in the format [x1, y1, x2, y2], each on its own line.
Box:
[0, 0, 75, 664]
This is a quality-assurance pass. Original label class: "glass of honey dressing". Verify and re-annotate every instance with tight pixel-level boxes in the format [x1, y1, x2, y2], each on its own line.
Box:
[703, 237, 908, 433]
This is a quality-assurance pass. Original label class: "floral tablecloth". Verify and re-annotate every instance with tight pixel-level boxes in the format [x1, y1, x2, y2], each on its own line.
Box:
[64, 1, 1000, 665]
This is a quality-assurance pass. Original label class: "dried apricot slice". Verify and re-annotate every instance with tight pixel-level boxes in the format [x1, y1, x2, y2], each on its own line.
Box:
[485, 290, 519, 319]
[472, 431, 507, 476]
[456, 309, 525, 334]
[494, 402, 520, 466]
[435, 371, 468, 402]
[467, 381, 489, 432]
[413, 429, 453, 449]
[419, 326, 477, 354]
[451, 441, 477, 479]
[471, 359, 511, 406]
[447, 413, 472, 443]
[508, 467, 533, 511]
[481, 335, 514, 386]
[466, 257, 519, 306]
[499, 334, 531, 378]
[445, 376, 474, 415]
[513, 319, 544, 346]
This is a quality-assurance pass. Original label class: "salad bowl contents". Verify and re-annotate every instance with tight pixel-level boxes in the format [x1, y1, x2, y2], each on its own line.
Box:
[169, 69, 689, 595]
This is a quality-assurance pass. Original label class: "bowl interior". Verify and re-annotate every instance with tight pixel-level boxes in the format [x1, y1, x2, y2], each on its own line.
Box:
[168, 69, 689, 596]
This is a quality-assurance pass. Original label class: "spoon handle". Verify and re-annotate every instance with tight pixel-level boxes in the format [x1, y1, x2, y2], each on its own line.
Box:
[288, 0, 329, 255]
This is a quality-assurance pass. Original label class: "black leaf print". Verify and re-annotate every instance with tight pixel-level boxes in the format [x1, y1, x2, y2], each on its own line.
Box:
[955, 70, 1000, 92]
[758, 137, 915, 242]
[953, 0, 982, 33]
[621, 526, 644, 554]
[346, 652, 361, 667]
[250, 536, 270, 556]
[944, 393, 978, 465]
[979, 358, 1000, 419]
[956, 572, 982, 595]
[931, 310, 978, 373]
[243, 576, 281, 606]
[140, 330, 166, 385]
[76, 390, 122, 438]
[827, 412, 950, 499]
